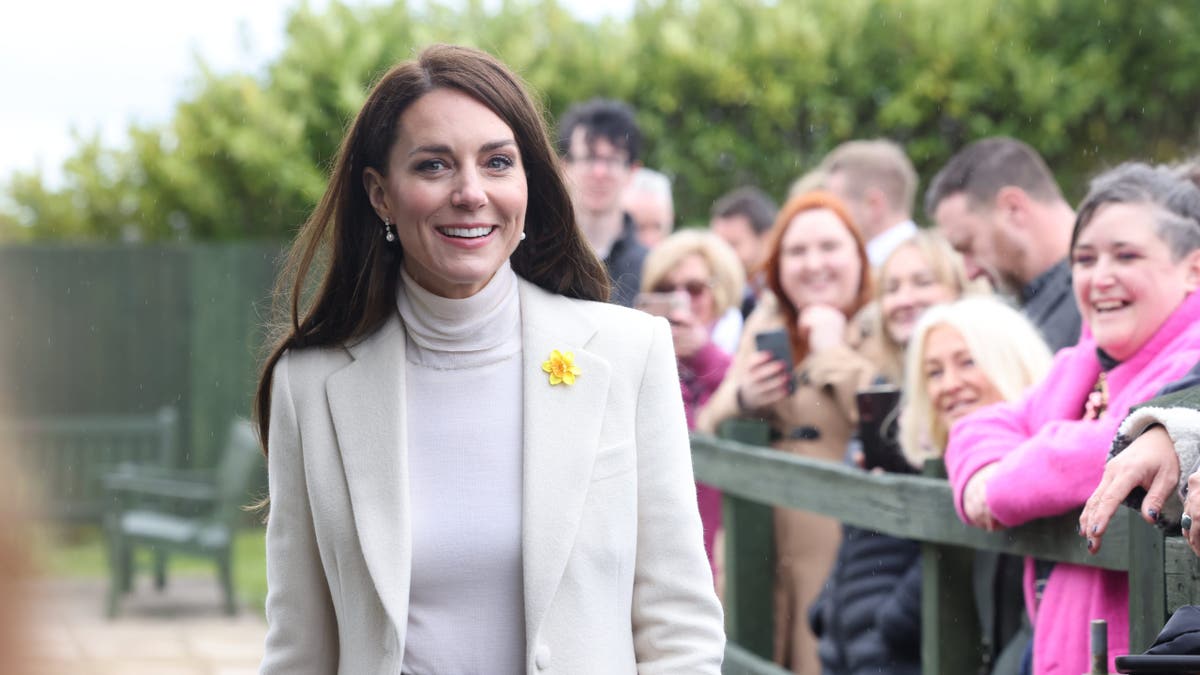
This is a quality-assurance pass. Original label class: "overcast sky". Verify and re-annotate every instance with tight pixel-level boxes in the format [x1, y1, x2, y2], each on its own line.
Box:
[0, 0, 632, 188]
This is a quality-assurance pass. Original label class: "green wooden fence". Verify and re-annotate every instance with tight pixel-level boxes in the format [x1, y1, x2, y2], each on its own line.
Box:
[1, 407, 180, 521]
[0, 243, 282, 472]
[693, 427, 1200, 675]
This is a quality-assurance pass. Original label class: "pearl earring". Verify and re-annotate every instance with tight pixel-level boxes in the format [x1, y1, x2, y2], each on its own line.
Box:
[519, 231, 527, 241]
[382, 217, 397, 243]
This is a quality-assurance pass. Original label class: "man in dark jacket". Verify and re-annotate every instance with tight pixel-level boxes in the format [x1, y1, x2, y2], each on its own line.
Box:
[926, 137, 1081, 353]
[558, 99, 648, 307]
[926, 137, 1085, 675]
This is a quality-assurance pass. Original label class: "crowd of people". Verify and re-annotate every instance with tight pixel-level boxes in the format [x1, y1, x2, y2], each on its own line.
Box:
[602, 102, 1200, 674]
[255, 43, 1200, 675]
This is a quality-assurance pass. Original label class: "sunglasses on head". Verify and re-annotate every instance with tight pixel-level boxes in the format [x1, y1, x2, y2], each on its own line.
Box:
[651, 280, 712, 297]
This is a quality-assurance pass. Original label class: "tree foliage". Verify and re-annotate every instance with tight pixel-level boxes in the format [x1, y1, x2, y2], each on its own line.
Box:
[4, 0, 1199, 241]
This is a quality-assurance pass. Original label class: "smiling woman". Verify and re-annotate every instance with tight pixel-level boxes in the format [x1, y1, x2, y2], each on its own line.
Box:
[696, 190, 886, 673]
[897, 295, 1051, 467]
[363, 89, 529, 299]
[943, 164, 1200, 675]
[253, 44, 724, 674]
[874, 230, 972, 381]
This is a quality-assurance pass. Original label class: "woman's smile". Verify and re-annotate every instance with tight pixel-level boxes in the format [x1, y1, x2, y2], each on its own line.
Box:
[435, 223, 500, 246]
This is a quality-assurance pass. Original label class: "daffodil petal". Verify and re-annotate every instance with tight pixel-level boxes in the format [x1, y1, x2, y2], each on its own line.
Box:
[544, 349, 580, 386]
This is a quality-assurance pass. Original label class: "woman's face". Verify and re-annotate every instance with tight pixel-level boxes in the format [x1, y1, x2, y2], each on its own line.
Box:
[654, 252, 718, 327]
[1072, 202, 1199, 360]
[364, 88, 527, 299]
[880, 244, 957, 345]
[777, 208, 863, 314]
[922, 324, 1004, 430]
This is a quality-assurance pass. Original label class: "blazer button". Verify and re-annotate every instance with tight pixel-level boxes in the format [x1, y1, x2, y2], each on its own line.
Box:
[535, 644, 552, 670]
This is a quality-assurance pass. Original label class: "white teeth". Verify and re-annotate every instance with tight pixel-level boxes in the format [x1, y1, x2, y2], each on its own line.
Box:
[1093, 300, 1125, 311]
[440, 226, 492, 238]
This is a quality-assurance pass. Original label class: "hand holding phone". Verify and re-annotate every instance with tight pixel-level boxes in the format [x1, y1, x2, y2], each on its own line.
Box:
[856, 385, 915, 474]
[748, 329, 796, 400]
[754, 328, 794, 371]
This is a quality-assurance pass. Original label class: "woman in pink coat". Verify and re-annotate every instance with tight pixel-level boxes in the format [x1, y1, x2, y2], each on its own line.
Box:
[945, 163, 1200, 675]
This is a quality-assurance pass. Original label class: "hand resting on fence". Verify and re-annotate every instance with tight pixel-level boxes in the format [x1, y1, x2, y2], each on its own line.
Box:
[1080, 426, 1180, 553]
[1081, 401, 1200, 557]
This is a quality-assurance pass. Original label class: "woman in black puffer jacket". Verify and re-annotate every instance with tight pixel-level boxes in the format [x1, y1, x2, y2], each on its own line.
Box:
[808, 524, 921, 675]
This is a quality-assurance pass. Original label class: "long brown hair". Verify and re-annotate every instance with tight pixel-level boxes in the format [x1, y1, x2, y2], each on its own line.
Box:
[254, 44, 609, 453]
[760, 190, 872, 363]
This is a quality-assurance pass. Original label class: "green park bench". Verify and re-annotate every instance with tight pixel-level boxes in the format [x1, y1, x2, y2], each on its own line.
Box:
[101, 417, 263, 617]
[694, 422, 1200, 675]
[0, 407, 180, 522]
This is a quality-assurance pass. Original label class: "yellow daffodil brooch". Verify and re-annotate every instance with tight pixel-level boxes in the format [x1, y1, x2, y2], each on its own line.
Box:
[542, 349, 581, 386]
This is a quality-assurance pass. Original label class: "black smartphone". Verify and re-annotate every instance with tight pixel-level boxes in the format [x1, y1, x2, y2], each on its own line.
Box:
[856, 385, 915, 474]
[754, 329, 795, 394]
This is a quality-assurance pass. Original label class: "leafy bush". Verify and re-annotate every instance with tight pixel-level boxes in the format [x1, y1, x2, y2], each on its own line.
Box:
[4, 0, 1198, 240]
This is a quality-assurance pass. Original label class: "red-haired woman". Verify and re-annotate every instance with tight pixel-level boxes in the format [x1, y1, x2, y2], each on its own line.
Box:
[698, 191, 886, 674]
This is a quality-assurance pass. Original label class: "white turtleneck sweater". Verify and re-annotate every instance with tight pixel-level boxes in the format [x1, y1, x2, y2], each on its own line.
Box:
[397, 262, 525, 675]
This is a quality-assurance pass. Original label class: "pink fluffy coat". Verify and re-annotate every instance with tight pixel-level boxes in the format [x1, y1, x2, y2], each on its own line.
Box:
[946, 290, 1200, 675]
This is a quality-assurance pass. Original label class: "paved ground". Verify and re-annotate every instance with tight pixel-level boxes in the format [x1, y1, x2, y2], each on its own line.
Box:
[28, 576, 265, 674]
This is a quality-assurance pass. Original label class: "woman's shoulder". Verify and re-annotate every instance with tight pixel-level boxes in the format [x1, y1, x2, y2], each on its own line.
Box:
[573, 298, 663, 351]
[520, 277, 661, 338]
[276, 342, 353, 384]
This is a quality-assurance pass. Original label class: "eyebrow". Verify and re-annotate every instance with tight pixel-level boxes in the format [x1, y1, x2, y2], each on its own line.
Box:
[408, 139, 516, 157]
[1073, 240, 1139, 250]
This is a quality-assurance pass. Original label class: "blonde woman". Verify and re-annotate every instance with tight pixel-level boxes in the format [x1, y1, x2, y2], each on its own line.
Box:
[639, 229, 745, 578]
[898, 296, 1052, 675]
[899, 296, 1053, 467]
[872, 230, 974, 381]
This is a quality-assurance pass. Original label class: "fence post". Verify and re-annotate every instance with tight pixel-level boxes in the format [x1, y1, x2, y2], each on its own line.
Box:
[920, 459, 981, 674]
[1126, 509, 1166, 652]
[718, 419, 775, 661]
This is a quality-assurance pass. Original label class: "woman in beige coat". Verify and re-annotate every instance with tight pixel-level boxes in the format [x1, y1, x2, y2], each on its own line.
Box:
[698, 190, 884, 675]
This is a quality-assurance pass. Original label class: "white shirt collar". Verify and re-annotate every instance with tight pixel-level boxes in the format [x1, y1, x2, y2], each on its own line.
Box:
[866, 219, 918, 267]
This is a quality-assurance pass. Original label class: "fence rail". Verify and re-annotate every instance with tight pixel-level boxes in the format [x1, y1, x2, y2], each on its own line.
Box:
[692, 429, 1200, 675]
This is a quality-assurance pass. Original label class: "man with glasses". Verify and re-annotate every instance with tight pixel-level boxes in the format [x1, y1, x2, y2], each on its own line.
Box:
[558, 99, 648, 307]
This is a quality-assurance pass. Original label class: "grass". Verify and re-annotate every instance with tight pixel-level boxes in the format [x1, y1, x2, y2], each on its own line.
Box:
[35, 524, 268, 615]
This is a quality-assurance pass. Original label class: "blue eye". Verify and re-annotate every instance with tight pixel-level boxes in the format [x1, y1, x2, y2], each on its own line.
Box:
[417, 159, 448, 172]
[487, 154, 515, 169]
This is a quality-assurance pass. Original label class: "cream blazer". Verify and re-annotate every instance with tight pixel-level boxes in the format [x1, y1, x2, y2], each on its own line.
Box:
[259, 278, 725, 674]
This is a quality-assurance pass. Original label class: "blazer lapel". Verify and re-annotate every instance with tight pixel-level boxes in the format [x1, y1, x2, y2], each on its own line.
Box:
[518, 280, 612, 642]
[326, 313, 410, 641]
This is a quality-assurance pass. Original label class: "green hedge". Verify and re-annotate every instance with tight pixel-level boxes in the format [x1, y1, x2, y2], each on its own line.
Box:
[4, 0, 1198, 240]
